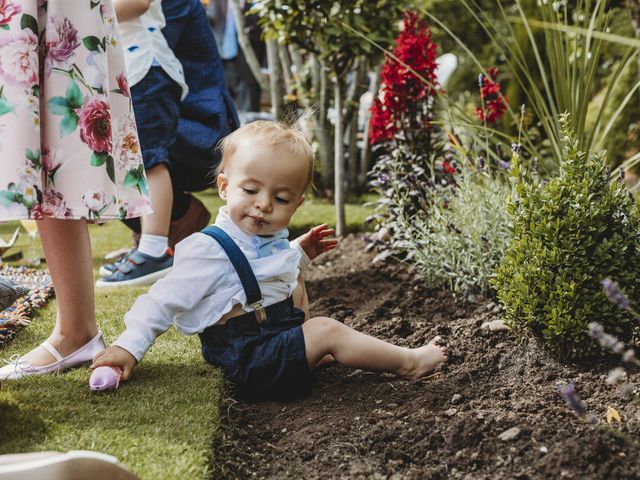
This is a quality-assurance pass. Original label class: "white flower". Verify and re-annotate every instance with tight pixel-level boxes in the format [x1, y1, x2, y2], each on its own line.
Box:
[84, 51, 107, 92]
[114, 113, 142, 172]
[82, 189, 106, 212]
[19, 183, 37, 203]
[17, 161, 39, 185]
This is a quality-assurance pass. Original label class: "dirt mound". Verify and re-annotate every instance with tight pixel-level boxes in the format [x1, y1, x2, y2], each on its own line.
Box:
[212, 236, 640, 479]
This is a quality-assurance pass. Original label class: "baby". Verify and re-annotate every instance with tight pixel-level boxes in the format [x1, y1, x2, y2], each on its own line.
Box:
[92, 120, 448, 398]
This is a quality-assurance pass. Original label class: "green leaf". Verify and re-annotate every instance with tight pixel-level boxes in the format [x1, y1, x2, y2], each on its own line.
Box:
[47, 96, 71, 116]
[0, 25, 9, 30]
[123, 171, 139, 188]
[60, 111, 78, 137]
[0, 97, 14, 117]
[106, 155, 115, 183]
[0, 190, 17, 207]
[90, 151, 108, 167]
[90, 0, 101, 9]
[20, 14, 37, 34]
[66, 80, 83, 109]
[83, 36, 102, 52]
[25, 148, 41, 168]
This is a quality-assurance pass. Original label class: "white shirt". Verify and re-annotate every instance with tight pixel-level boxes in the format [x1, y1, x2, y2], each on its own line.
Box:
[113, 207, 311, 361]
[118, 0, 188, 99]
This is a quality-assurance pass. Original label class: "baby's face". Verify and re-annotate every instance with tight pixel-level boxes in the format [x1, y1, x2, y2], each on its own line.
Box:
[217, 142, 307, 236]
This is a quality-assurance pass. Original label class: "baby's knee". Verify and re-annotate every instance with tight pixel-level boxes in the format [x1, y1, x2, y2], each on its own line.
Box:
[306, 316, 342, 337]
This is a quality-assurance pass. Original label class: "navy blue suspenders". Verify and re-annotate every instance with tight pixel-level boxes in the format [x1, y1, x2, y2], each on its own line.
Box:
[200, 226, 267, 322]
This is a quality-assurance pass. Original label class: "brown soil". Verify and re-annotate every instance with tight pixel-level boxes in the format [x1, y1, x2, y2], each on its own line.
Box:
[212, 236, 640, 479]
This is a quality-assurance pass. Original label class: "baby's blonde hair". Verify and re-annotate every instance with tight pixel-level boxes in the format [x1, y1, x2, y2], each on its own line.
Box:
[216, 119, 314, 192]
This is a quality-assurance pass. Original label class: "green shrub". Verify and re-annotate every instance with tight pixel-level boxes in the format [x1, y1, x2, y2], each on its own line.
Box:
[408, 171, 512, 297]
[493, 114, 640, 358]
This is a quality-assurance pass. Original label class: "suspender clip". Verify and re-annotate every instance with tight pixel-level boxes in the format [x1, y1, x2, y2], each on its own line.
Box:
[249, 300, 267, 323]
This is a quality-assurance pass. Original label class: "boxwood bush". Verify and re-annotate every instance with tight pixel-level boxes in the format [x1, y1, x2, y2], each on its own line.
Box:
[493, 114, 640, 358]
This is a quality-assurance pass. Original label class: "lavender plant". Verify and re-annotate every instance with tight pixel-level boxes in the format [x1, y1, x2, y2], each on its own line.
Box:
[406, 169, 511, 296]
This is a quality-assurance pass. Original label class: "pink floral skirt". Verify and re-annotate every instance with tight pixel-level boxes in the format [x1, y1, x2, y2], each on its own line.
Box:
[0, 0, 152, 221]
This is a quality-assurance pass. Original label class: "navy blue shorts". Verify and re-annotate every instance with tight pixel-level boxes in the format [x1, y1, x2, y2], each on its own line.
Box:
[130, 66, 182, 171]
[199, 298, 313, 399]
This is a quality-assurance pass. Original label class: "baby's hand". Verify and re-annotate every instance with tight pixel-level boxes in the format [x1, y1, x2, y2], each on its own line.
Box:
[297, 224, 338, 261]
[91, 346, 137, 381]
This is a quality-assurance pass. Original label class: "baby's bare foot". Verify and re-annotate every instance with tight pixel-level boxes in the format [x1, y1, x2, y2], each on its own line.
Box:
[403, 336, 448, 380]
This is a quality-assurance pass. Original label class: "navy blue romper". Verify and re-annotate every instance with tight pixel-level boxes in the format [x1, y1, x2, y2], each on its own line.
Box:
[198, 226, 313, 399]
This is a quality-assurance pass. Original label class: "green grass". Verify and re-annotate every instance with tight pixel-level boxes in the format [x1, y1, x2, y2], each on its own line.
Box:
[0, 191, 374, 479]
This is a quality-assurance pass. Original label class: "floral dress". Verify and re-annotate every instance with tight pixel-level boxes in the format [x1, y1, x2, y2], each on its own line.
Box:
[0, 0, 152, 221]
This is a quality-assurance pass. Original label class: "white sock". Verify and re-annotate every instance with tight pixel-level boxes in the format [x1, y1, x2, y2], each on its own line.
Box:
[137, 234, 169, 257]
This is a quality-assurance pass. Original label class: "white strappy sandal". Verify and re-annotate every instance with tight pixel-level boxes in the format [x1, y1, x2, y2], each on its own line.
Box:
[0, 332, 105, 380]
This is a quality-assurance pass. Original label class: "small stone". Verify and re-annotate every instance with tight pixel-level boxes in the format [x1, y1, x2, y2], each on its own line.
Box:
[281, 428, 287, 433]
[539, 446, 548, 454]
[451, 394, 463, 405]
[445, 408, 458, 417]
[498, 427, 521, 441]
[488, 319, 508, 332]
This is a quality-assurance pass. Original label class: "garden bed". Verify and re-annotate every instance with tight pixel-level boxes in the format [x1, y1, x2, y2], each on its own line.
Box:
[213, 236, 640, 479]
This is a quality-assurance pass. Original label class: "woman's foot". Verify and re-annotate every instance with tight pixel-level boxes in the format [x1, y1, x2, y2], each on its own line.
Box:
[0, 332, 104, 380]
[402, 336, 448, 380]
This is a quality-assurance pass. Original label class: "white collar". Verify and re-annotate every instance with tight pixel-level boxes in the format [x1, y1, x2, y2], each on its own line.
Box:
[213, 207, 289, 251]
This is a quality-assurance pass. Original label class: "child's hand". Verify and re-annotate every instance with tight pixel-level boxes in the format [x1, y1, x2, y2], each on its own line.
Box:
[91, 346, 137, 381]
[297, 224, 338, 260]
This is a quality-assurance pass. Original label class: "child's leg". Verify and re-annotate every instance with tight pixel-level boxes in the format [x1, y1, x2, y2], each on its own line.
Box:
[140, 163, 173, 237]
[302, 317, 448, 379]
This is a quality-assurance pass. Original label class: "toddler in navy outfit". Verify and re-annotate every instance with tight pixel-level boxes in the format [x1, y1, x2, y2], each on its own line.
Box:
[92, 120, 448, 399]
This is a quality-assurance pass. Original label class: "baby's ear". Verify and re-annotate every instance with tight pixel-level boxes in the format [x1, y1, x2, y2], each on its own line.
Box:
[295, 194, 305, 209]
[217, 173, 228, 200]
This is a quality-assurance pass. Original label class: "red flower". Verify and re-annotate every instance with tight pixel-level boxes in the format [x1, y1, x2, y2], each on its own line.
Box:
[369, 11, 439, 144]
[476, 67, 507, 124]
[78, 96, 112, 153]
[116, 72, 131, 98]
[0, 0, 22, 27]
[442, 161, 456, 174]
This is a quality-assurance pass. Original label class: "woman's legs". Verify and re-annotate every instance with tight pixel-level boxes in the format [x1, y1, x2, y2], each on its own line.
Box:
[20, 219, 97, 366]
[302, 316, 448, 379]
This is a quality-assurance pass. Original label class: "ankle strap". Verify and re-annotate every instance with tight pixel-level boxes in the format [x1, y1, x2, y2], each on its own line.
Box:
[40, 341, 63, 362]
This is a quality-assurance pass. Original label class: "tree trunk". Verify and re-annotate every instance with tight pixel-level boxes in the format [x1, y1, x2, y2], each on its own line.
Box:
[266, 40, 285, 119]
[359, 62, 382, 190]
[278, 43, 293, 95]
[334, 80, 346, 236]
[344, 59, 369, 194]
[228, 0, 268, 93]
[317, 61, 334, 194]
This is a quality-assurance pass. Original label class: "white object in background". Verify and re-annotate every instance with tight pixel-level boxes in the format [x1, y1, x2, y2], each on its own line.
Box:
[0, 450, 138, 480]
[435, 53, 458, 88]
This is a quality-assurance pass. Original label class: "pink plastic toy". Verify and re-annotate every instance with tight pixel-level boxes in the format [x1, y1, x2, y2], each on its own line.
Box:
[89, 366, 122, 391]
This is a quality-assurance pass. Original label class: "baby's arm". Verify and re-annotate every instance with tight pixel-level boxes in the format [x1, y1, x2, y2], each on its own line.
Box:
[113, 0, 151, 22]
[292, 224, 338, 263]
[92, 234, 228, 380]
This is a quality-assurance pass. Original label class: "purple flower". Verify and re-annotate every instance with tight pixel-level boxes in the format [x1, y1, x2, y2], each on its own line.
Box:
[499, 160, 510, 170]
[588, 321, 625, 354]
[511, 142, 522, 155]
[620, 168, 625, 182]
[477, 156, 485, 170]
[558, 383, 586, 415]
[478, 73, 484, 87]
[45, 15, 80, 75]
[601, 278, 631, 310]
